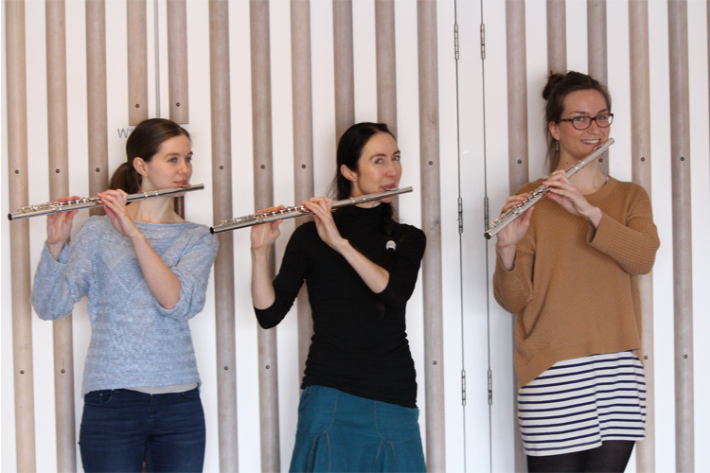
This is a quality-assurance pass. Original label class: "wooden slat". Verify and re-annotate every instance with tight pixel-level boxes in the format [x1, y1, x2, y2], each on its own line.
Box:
[668, 2, 695, 471]
[167, 0, 189, 218]
[86, 0, 108, 204]
[375, 0, 397, 136]
[587, 0, 609, 174]
[546, 0, 566, 74]
[629, 1, 655, 470]
[46, 1, 77, 470]
[291, 0, 315, 387]
[505, 1, 528, 470]
[374, 0, 399, 209]
[6, 1, 37, 470]
[127, 0, 148, 125]
[209, 1, 239, 470]
[167, 0, 189, 125]
[333, 0, 354, 141]
[418, 1, 446, 470]
[250, 1, 281, 470]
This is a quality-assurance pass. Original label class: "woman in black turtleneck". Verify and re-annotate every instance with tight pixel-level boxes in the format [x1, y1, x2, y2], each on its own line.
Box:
[251, 123, 426, 472]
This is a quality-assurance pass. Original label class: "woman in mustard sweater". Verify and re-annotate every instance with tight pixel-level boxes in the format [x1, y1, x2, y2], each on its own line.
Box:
[493, 71, 660, 472]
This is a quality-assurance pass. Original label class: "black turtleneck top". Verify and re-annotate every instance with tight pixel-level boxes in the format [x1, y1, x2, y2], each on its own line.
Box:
[255, 204, 426, 408]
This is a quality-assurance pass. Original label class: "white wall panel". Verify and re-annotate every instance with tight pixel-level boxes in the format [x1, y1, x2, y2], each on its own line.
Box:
[565, 0, 588, 74]
[25, 1, 53, 471]
[647, 1, 675, 471]
[687, 0, 710, 469]
[482, 0, 519, 469]
[352, 0, 377, 123]
[607, 0, 632, 181]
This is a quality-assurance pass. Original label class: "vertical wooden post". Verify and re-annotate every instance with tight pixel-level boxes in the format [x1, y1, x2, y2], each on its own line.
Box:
[505, 1, 528, 470]
[333, 0, 354, 141]
[167, 0, 189, 218]
[418, 1, 445, 471]
[209, 1, 239, 470]
[629, 2, 655, 471]
[546, 0, 566, 74]
[6, 1, 37, 470]
[86, 0, 109, 204]
[587, 0, 608, 174]
[168, 0, 189, 125]
[375, 0, 397, 136]
[668, 2, 694, 471]
[250, 2, 281, 470]
[374, 0, 399, 209]
[46, 1, 77, 470]
[127, 0, 148, 125]
[291, 0, 315, 386]
[506, 0, 529, 195]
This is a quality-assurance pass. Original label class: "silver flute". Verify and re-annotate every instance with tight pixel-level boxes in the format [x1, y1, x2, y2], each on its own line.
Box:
[484, 138, 615, 239]
[211, 186, 413, 234]
[8, 183, 205, 221]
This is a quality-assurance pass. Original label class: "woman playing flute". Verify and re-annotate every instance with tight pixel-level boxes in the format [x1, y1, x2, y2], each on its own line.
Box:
[493, 71, 660, 472]
[251, 122, 427, 472]
[31, 118, 218, 473]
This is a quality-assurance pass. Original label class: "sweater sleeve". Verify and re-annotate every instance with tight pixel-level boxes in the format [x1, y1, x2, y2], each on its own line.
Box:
[154, 228, 218, 321]
[375, 226, 426, 309]
[586, 186, 659, 275]
[254, 227, 308, 329]
[493, 224, 536, 314]
[31, 219, 97, 320]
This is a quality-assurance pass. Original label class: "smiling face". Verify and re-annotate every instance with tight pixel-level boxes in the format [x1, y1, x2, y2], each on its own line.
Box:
[340, 132, 402, 205]
[549, 89, 611, 167]
[133, 134, 193, 191]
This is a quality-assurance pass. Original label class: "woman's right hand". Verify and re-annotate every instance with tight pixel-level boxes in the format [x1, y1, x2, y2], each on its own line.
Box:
[46, 196, 81, 259]
[250, 205, 285, 251]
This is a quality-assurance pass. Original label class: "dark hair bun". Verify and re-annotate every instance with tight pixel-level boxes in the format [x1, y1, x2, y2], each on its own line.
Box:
[542, 72, 567, 101]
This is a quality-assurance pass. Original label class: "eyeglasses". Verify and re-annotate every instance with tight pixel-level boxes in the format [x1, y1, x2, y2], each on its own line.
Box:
[557, 113, 614, 131]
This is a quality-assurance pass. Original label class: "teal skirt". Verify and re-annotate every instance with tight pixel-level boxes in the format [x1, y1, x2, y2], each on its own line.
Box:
[289, 386, 427, 473]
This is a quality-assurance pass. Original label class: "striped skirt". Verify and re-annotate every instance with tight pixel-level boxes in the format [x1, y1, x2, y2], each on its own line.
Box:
[518, 351, 646, 457]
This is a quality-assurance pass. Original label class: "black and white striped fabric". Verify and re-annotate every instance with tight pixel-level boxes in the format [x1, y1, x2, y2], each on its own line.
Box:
[518, 351, 646, 457]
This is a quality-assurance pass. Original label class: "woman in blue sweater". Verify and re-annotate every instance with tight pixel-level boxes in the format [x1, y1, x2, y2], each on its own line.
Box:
[251, 122, 427, 472]
[31, 118, 218, 473]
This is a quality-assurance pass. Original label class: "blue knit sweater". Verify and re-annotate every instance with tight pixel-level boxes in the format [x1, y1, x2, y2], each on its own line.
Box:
[31, 215, 218, 395]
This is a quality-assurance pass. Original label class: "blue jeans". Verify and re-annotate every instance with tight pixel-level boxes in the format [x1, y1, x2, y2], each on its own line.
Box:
[79, 388, 205, 473]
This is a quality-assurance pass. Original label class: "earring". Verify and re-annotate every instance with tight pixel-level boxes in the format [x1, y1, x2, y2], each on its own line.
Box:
[555, 141, 559, 151]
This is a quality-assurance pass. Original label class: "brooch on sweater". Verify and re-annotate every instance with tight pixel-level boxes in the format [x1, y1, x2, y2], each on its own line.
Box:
[386, 240, 397, 250]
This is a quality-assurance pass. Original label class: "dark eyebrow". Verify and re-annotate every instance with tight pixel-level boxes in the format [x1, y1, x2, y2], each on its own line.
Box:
[569, 108, 609, 116]
[370, 150, 401, 159]
[166, 151, 193, 157]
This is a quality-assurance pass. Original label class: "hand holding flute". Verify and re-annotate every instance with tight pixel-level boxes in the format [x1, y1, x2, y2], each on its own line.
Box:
[46, 195, 81, 259]
[45, 189, 135, 260]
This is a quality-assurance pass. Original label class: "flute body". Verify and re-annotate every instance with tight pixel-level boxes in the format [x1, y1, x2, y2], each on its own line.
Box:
[8, 184, 205, 221]
[484, 139, 614, 239]
[211, 186, 413, 234]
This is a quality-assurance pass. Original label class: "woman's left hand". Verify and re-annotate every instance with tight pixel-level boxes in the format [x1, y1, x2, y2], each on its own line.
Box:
[97, 190, 141, 239]
[544, 170, 602, 227]
[302, 197, 347, 251]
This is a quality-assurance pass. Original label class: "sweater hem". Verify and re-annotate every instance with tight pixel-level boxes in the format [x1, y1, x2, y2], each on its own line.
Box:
[516, 340, 641, 388]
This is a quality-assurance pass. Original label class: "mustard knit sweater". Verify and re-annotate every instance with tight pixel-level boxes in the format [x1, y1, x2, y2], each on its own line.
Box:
[493, 177, 660, 388]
